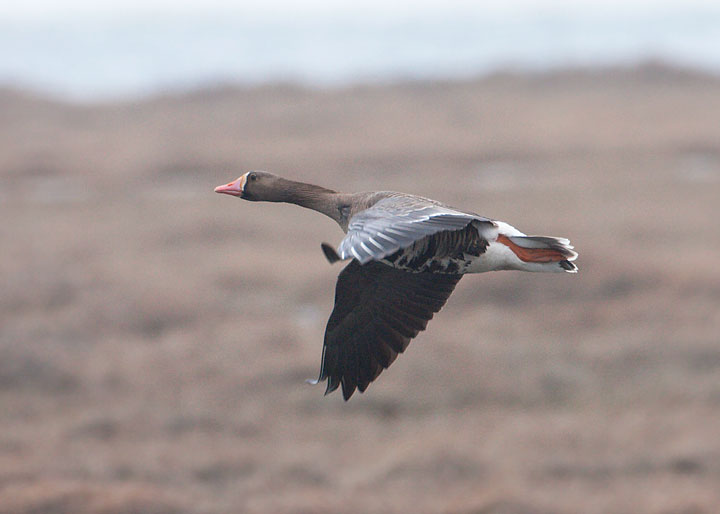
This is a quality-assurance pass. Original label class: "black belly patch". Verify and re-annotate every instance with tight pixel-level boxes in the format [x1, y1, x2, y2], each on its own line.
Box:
[380, 222, 488, 274]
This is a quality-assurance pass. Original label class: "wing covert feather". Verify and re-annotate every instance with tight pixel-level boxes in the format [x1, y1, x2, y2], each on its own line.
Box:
[337, 196, 493, 264]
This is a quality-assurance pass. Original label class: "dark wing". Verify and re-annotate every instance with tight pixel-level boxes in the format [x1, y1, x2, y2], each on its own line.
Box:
[336, 196, 494, 264]
[314, 259, 462, 400]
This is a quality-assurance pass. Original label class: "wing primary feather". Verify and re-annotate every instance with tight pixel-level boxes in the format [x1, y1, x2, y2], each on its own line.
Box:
[321, 242, 342, 264]
[318, 260, 462, 399]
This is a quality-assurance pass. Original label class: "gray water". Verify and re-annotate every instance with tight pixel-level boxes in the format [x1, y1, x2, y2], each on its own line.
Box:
[1, 7, 719, 100]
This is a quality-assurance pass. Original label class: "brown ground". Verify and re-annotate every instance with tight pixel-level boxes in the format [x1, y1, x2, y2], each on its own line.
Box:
[1, 64, 720, 514]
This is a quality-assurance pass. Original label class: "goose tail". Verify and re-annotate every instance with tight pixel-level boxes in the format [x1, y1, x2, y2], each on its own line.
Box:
[497, 234, 578, 273]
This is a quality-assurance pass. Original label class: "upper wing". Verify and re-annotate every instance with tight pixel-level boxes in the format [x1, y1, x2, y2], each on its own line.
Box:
[314, 259, 462, 400]
[336, 196, 493, 264]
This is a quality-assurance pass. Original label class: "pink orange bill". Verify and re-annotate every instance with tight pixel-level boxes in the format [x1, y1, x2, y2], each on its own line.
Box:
[214, 174, 246, 196]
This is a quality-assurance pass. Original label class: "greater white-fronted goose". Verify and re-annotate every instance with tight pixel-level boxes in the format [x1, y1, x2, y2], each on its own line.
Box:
[215, 171, 578, 400]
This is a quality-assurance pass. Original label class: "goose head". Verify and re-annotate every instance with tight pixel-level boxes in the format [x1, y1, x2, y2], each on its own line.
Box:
[214, 171, 285, 202]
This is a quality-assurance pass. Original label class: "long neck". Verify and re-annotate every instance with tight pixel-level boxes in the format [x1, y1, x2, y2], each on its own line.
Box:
[274, 178, 345, 225]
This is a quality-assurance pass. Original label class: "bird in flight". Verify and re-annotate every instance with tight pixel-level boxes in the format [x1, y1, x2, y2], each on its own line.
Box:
[215, 171, 578, 400]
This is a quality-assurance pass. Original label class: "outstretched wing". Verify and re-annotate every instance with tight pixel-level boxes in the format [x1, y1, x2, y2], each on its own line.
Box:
[336, 196, 493, 264]
[314, 260, 462, 400]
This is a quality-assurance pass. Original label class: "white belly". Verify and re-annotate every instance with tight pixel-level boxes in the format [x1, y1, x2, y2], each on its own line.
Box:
[465, 241, 525, 273]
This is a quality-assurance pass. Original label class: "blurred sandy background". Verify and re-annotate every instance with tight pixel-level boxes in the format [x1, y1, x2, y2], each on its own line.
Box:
[2, 2, 720, 513]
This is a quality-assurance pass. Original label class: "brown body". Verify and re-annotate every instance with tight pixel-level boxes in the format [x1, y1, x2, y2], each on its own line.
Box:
[216, 171, 578, 399]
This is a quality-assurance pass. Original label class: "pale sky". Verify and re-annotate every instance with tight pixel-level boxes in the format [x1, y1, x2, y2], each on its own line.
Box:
[2, 0, 718, 20]
[2, 0, 718, 99]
